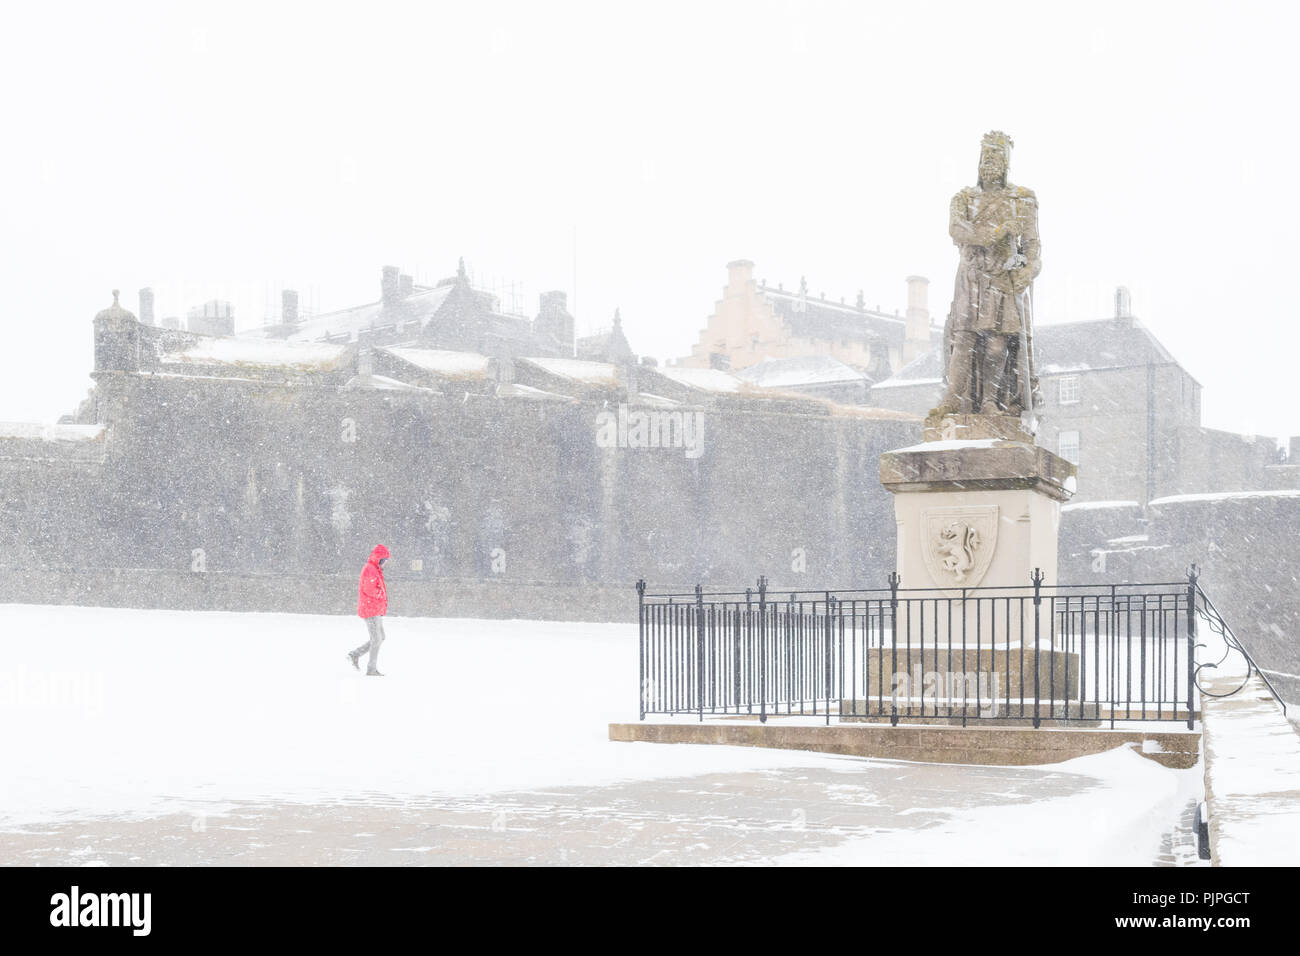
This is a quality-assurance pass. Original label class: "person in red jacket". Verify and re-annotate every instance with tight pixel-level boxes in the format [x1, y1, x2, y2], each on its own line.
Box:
[349, 544, 391, 676]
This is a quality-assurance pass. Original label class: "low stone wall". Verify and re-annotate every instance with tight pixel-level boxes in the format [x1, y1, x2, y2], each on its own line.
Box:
[4, 567, 635, 623]
[609, 720, 1200, 768]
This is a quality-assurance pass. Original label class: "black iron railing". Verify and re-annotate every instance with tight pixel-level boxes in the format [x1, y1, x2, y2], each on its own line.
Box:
[1194, 574, 1288, 716]
[637, 570, 1223, 728]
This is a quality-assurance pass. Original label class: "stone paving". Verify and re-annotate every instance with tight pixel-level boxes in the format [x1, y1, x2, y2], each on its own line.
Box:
[1, 759, 1204, 866]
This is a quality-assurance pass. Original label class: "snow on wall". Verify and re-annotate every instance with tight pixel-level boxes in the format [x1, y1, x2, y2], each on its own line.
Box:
[871, 376, 941, 390]
[170, 338, 349, 370]
[1061, 499, 1141, 512]
[0, 422, 105, 443]
[1148, 489, 1300, 507]
[890, 438, 1003, 453]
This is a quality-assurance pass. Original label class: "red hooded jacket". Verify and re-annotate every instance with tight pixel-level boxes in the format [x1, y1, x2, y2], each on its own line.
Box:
[357, 544, 390, 618]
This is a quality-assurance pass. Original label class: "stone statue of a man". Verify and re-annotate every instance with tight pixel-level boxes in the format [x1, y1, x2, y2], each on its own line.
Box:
[931, 131, 1042, 425]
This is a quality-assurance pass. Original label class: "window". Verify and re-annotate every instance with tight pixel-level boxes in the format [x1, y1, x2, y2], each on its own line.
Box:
[1058, 375, 1080, 405]
[1058, 430, 1080, 464]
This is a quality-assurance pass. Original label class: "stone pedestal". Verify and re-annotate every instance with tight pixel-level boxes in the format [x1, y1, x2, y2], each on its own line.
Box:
[879, 438, 1076, 594]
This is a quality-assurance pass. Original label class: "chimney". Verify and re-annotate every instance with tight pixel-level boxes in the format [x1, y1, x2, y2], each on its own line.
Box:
[726, 259, 755, 292]
[357, 348, 374, 382]
[381, 265, 401, 310]
[535, 291, 574, 353]
[399, 273, 414, 298]
[1115, 286, 1132, 319]
[138, 287, 155, 327]
[282, 289, 299, 327]
[903, 275, 931, 365]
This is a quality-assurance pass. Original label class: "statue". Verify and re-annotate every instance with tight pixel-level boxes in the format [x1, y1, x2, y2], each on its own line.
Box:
[930, 131, 1042, 431]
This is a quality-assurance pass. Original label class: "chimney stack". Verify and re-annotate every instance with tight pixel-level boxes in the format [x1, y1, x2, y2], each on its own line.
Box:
[399, 273, 414, 299]
[903, 275, 931, 366]
[282, 289, 299, 327]
[535, 290, 574, 353]
[381, 265, 401, 310]
[539, 290, 567, 313]
[138, 287, 155, 327]
[1115, 286, 1132, 319]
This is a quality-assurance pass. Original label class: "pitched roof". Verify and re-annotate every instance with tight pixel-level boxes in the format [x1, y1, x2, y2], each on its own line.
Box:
[760, 285, 903, 351]
[872, 315, 1196, 389]
[654, 366, 744, 394]
[244, 285, 454, 344]
[735, 354, 870, 389]
[872, 347, 942, 388]
[1034, 316, 1189, 381]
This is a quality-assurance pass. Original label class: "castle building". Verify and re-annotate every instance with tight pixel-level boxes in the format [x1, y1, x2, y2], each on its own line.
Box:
[680, 259, 939, 380]
[4, 288, 915, 604]
[247, 259, 578, 361]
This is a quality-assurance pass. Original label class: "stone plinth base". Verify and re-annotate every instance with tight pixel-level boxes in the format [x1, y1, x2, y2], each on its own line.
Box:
[845, 647, 1080, 703]
[879, 438, 1076, 592]
[610, 721, 1200, 768]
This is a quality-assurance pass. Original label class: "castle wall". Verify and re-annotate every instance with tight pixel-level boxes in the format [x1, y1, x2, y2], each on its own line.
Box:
[2, 371, 917, 615]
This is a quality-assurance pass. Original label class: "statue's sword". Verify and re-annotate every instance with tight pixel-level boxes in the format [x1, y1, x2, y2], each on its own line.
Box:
[1018, 278, 1036, 435]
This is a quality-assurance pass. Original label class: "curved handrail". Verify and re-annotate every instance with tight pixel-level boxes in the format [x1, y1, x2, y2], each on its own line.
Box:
[1194, 585, 1288, 715]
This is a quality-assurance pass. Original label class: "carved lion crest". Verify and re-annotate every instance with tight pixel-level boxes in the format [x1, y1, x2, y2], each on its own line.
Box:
[922, 505, 998, 589]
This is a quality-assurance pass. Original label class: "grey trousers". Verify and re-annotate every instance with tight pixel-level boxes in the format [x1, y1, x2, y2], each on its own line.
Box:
[352, 617, 386, 671]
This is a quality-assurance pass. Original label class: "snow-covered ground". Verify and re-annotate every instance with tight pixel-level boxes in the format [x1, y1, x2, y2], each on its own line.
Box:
[0, 604, 1206, 865]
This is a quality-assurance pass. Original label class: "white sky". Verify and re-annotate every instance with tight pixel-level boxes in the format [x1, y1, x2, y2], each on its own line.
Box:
[2, 0, 1297, 438]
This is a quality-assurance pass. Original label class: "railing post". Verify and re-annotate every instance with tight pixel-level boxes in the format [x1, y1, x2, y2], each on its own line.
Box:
[758, 576, 768, 724]
[1032, 568, 1044, 728]
[889, 571, 900, 727]
[695, 583, 705, 723]
[1187, 563, 1199, 730]
[742, 585, 752, 714]
[825, 592, 834, 726]
[636, 579, 646, 721]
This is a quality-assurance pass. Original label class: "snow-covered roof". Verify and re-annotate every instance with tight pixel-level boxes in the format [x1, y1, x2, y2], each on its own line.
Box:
[762, 286, 905, 323]
[735, 355, 869, 389]
[169, 337, 349, 370]
[872, 348, 943, 389]
[0, 422, 106, 442]
[654, 366, 742, 393]
[872, 315, 1196, 390]
[525, 357, 619, 386]
[245, 285, 454, 344]
[383, 347, 492, 379]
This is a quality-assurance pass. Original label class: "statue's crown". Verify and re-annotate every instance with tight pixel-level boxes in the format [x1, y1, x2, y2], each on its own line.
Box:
[981, 130, 1014, 153]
